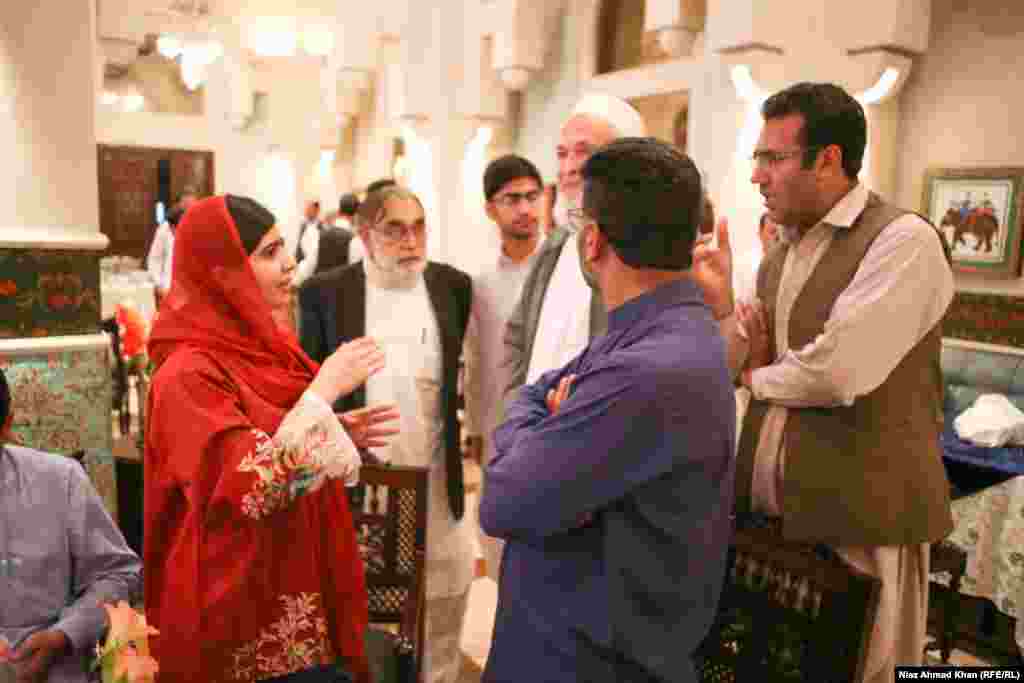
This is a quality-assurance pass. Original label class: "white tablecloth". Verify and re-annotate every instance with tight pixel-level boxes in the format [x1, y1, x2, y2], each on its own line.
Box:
[101, 272, 156, 323]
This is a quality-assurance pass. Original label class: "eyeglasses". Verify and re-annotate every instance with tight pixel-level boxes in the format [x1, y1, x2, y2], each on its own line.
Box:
[566, 208, 594, 233]
[751, 146, 822, 169]
[372, 221, 426, 242]
[492, 191, 542, 208]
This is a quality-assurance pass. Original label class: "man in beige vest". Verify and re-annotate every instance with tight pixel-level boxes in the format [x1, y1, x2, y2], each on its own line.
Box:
[693, 82, 954, 682]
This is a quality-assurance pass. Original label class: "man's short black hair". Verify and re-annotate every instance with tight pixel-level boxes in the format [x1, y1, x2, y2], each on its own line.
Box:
[167, 206, 186, 227]
[483, 155, 543, 201]
[338, 193, 360, 217]
[761, 82, 866, 179]
[366, 178, 398, 196]
[0, 369, 10, 428]
[581, 137, 703, 271]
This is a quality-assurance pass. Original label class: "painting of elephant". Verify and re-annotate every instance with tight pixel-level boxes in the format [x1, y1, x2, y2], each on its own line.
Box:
[941, 207, 1000, 253]
[924, 168, 1024, 278]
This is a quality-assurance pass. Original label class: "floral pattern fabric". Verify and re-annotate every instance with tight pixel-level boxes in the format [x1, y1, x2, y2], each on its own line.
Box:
[235, 391, 361, 521]
[936, 475, 1024, 651]
[0, 348, 116, 516]
[230, 593, 332, 681]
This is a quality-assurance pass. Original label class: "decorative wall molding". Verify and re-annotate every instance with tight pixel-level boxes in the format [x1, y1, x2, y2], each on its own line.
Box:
[491, 0, 568, 92]
[0, 334, 109, 356]
[583, 56, 702, 101]
[711, 0, 931, 100]
[0, 228, 110, 250]
[643, 0, 708, 58]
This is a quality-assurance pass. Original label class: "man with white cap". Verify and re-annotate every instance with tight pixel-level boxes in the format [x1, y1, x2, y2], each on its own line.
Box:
[501, 93, 647, 403]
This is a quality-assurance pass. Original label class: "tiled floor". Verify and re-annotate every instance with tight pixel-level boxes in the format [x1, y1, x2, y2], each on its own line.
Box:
[457, 462, 494, 681]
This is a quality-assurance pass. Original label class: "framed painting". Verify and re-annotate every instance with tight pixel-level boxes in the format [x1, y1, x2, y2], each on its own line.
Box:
[923, 167, 1024, 278]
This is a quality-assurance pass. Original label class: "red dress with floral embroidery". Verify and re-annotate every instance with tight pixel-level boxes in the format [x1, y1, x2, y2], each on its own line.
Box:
[143, 195, 370, 683]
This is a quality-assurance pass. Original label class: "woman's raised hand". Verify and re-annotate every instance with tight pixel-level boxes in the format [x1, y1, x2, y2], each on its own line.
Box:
[310, 337, 386, 405]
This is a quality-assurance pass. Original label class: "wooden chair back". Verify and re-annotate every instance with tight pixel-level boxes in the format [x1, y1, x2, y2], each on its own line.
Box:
[696, 520, 881, 682]
[351, 464, 428, 682]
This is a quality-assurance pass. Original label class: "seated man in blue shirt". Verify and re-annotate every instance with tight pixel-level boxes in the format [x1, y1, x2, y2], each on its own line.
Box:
[480, 138, 736, 683]
[0, 370, 142, 683]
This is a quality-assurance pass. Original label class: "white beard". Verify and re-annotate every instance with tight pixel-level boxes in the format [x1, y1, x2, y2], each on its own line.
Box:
[364, 236, 426, 290]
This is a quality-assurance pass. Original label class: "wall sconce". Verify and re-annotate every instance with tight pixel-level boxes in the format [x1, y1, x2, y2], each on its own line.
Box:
[157, 34, 223, 90]
[729, 64, 766, 104]
[857, 68, 901, 105]
[301, 25, 335, 57]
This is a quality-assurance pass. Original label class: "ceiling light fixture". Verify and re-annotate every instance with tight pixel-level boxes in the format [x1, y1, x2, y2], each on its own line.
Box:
[157, 33, 223, 90]
[301, 25, 335, 57]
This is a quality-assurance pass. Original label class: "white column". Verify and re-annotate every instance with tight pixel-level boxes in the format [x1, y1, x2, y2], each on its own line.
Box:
[0, 0, 116, 516]
[0, 0, 105, 246]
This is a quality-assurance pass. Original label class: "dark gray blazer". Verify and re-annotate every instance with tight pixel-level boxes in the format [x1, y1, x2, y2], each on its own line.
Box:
[501, 226, 607, 403]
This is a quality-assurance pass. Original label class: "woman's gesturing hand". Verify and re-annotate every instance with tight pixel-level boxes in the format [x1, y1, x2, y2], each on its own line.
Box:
[310, 337, 386, 405]
[339, 403, 401, 450]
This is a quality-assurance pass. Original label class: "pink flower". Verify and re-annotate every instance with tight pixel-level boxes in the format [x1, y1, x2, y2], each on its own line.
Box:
[113, 647, 159, 683]
[114, 305, 148, 360]
[0, 635, 12, 661]
[98, 601, 160, 683]
[103, 601, 158, 651]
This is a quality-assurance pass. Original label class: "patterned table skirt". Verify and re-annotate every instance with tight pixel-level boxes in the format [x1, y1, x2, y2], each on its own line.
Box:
[934, 475, 1024, 651]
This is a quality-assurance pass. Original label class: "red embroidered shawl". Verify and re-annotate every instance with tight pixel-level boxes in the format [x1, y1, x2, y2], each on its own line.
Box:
[144, 196, 369, 683]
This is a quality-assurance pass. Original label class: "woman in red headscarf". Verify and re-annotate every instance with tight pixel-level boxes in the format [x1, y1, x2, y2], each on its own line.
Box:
[144, 195, 381, 683]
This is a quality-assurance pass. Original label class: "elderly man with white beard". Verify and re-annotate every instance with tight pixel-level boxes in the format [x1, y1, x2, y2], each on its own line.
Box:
[298, 185, 476, 683]
[502, 94, 647, 403]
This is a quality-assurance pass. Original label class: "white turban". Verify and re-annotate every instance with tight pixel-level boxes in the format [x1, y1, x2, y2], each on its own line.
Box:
[571, 93, 647, 138]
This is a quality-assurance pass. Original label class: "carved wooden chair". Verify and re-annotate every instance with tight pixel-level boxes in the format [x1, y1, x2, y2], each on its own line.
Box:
[925, 539, 968, 663]
[351, 464, 428, 683]
[695, 519, 882, 683]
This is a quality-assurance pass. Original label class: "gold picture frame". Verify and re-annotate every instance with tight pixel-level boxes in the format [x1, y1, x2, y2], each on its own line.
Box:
[923, 166, 1024, 278]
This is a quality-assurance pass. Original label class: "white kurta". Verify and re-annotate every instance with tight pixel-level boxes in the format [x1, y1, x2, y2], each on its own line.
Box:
[526, 231, 592, 384]
[293, 223, 321, 287]
[146, 222, 174, 292]
[736, 183, 953, 682]
[464, 245, 541, 460]
[464, 244, 540, 579]
[364, 277, 475, 601]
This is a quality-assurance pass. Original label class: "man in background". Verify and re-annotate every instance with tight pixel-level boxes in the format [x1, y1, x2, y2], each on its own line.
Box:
[732, 211, 780, 303]
[0, 370, 142, 683]
[462, 154, 545, 580]
[335, 193, 359, 231]
[503, 94, 646, 406]
[294, 199, 324, 265]
[293, 193, 368, 288]
[147, 191, 196, 306]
